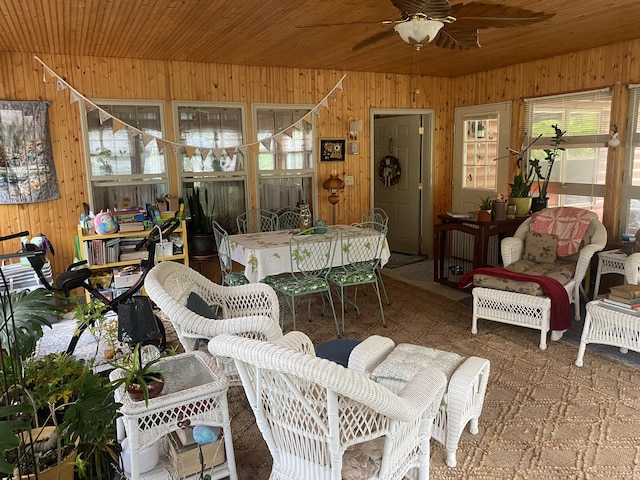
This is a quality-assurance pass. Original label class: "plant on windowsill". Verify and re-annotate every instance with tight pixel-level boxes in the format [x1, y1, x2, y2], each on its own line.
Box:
[529, 124, 566, 212]
[508, 159, 534, 217]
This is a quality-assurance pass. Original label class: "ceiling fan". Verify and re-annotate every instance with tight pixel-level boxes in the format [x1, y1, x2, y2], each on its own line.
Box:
[302, 0, 555, 52]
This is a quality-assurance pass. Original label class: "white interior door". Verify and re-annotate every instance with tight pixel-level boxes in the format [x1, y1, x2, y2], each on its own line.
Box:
[452, 102, 512, 213]
[373, 114, 424, 254]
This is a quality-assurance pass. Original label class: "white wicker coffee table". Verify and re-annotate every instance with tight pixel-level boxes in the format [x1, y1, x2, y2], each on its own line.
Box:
[110, 350, 238, 479]
[575, 300, 640, 366]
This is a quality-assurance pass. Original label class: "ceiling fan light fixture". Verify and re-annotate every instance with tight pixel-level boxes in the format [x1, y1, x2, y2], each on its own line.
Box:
[394, 18, 444, 45]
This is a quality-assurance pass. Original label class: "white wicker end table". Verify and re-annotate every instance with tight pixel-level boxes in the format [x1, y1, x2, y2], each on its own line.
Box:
[575, 300, 640, 366]
[593, 249, 628, 299]
[110, 350, 238, 480]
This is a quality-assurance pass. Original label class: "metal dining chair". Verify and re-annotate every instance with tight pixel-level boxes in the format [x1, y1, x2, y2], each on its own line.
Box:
[236, 208, 278, 233]
[276, 207, 301, 231]
[212, 221, 250, 286]
[360, 212, 390, 306]
[327, 223, 387, 335]
[269, 227, 340, 336]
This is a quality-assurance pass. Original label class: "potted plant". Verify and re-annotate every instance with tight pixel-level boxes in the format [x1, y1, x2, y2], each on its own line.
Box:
[186, 189, 216, 256]
[529, 124, 566, 212]
[1, 289, 121, 480]
[109, 343, 169, 406]
[477, 196, 492, 222]
[508, 163, 534, 217]
[72, 299, 121, 360]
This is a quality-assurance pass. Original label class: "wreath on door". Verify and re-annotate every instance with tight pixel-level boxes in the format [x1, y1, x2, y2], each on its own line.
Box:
[379, 155, 401, 187]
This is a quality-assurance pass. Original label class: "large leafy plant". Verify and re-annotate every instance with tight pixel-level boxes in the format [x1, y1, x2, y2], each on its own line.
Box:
[187, 188, 214, 235]
[529, 124, 566, 199]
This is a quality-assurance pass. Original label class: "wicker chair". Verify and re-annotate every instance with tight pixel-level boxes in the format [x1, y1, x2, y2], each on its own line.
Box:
[209, 331, 447, 480]
[347, 335, 490, 468]
[471, 207, 607, 349]
[144, 261, 283, 386]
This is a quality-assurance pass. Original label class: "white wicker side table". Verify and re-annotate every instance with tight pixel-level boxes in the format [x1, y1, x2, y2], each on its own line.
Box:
[593, 249, 628, 299]
[575, 300, 640, 366]
[110, 350, 238, 480]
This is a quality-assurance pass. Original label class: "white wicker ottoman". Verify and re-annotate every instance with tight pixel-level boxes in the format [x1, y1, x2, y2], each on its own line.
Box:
[348, 336, 490, 468]
[471, 282, 576, 350]
[576, 300, 640, 366]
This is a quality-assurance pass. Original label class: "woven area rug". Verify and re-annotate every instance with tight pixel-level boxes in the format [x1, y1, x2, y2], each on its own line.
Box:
[217, 276, 640, 480]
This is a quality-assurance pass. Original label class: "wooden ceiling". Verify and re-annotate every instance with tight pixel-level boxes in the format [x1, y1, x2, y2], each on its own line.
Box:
[0, 0, 639, 77]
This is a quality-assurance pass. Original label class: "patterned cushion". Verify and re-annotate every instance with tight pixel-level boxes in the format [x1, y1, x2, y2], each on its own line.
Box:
[342, 437, 384, 480]
[523, 231, 558, 263]
[224, 271, 250, 286]
[371, 344, 464, 383]
[472, 258, 576, 296]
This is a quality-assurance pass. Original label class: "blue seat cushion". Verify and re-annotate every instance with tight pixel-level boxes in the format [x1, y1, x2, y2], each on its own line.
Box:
[316, 338, 362, 368]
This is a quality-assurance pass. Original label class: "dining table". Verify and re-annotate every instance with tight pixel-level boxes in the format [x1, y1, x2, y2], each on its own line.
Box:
[223, 224, 391, 283]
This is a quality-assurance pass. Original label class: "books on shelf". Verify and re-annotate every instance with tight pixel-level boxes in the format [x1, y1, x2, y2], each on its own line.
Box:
[118, 222, 145, 232]
[602, 298, 640, 310]
[606, 294, 640, 305]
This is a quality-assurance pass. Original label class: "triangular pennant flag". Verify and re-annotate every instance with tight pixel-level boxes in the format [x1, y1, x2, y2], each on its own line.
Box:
[329, 90, 337, 100]
[156, 139, 167, 152]
[320, 98, 329, 109]
[237, 146, 248, 157]
[56, 78, 67, 91]
[42, 67, 56, 82]
[281, 128, 293, 139]
[294, 120, 304, 131]
[260, 138, 272, 151]
[311, 108, 320, 118]
[69, 90, 83, 104]
[142, 133, 154, 147]
[336, 78, 343, 91]
[225, 147, 236, 157]
[98, 110, 111, 125]
[85, 102, 98, 113]
[127, 128, 139, 141]
[212, 148, 225, 159]
[112, 118, 126, 134]
[200, 148, 211, 159]
[184, 145, 197, 158]
[272, 133, 283, 146]
[171, 144, 183, 159]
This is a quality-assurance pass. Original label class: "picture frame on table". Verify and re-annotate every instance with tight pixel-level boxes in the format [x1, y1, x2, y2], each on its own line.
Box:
[319, 138, 346, 162]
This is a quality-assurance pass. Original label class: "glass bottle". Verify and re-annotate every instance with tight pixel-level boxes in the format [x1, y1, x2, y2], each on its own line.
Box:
[298, 200, 312, 234]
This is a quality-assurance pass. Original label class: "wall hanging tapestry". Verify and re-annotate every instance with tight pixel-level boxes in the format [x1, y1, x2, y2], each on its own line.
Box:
[0, 100, 60, 204]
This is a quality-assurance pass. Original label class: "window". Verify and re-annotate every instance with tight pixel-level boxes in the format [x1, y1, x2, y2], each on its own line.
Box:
[174, 102, 247, 232]
[83, 101, 167, 212]
[621, 85, 640, 235]
[461, 115, 499, 191]
[524, 89, 611, 219]
[253, 105, 315, 214]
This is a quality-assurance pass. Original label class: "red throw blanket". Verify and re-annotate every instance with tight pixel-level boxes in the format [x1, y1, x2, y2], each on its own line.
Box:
[458, 267, 572, 331]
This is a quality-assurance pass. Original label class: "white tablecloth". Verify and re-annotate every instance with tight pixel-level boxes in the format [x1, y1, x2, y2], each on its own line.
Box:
[224, 225, 390, 283]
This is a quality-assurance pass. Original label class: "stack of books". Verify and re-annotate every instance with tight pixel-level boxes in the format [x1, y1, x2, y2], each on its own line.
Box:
[601, 284, 640, 314]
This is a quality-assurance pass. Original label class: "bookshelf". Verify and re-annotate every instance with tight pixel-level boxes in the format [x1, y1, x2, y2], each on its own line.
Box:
[77, 220, 189, 301]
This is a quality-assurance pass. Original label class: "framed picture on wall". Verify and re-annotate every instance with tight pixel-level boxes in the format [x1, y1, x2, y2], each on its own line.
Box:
[319, 138, 346, 162]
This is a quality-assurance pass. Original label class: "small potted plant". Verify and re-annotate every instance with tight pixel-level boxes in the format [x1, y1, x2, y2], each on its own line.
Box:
[109, 343, 168, 406]
[477, 196, 492, 222]
[508, 165, 534, 217]
[186, 189, 215, 256]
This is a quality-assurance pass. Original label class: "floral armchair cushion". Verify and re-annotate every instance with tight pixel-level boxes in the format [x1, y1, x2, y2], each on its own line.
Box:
[524, 231, 558, 263]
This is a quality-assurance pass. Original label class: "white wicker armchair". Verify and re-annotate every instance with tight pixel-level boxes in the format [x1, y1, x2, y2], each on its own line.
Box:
[144, 261, 283, 385]
[209, 332, 447, 480]
[472, 209, 607, 349]
[347, 335, 490, 468]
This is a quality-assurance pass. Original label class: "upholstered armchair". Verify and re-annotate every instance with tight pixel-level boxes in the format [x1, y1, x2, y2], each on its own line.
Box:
[469, 207, 607, 349]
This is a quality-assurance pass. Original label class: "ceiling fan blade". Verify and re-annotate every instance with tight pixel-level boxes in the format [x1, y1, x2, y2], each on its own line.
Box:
[391, 0, 451, 17]
[432, 26, 480, 50]
[352, 28, 397, 51]
[296, 19, 394, 28]
[450, 3, 554, 30]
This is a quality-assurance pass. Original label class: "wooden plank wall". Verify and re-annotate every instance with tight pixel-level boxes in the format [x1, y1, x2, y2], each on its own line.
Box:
[0, 52, 450, 276]
[449, 38, 640, 242]
[1, 38, 638, 277]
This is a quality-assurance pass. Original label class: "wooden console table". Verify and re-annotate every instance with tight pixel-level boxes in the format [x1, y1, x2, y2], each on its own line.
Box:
[434, 213, 527, 289]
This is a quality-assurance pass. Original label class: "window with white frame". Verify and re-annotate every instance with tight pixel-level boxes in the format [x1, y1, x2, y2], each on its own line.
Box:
[524, 89, 611, 219]
[253, 105, 315, 214]
[84, 101, 167, 212]
[621, 85, 640, 235]
[174, 102, 247, 233]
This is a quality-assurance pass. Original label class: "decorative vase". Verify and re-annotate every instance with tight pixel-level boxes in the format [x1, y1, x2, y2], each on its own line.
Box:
[127, 374, 165, 401]
[531, 196, 549, 212]
[188, 233, 216, 257]
[508, 197, 532, 217]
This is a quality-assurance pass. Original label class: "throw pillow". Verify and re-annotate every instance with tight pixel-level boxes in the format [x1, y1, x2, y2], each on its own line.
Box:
[524, 231, 558, 263]
[185, 292, 218, 319]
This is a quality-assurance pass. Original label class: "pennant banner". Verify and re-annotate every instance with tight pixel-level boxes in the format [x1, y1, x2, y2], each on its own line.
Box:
[32, 56, 347, 156]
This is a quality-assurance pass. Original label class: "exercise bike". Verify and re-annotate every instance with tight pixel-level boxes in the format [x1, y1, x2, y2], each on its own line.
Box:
[22, 217, 181, 355]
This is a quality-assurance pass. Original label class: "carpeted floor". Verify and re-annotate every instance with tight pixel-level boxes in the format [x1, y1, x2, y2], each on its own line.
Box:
[36, 268, 640, 479]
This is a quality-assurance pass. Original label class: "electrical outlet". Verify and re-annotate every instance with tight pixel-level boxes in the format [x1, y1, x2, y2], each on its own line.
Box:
[345, 175, 354, 186]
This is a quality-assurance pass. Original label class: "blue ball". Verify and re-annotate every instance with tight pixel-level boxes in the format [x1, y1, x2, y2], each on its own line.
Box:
[192, 425, 219, 445]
